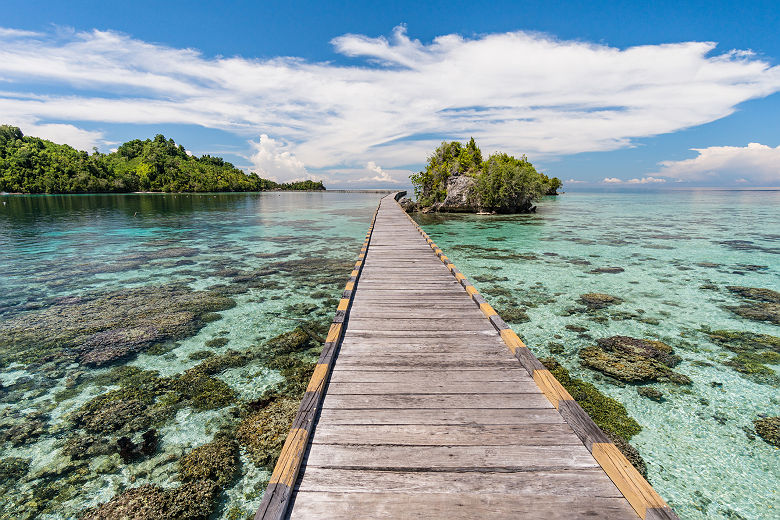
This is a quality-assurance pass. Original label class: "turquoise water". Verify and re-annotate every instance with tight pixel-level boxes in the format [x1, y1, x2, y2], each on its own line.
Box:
[1, 190, 777, 519]
[414, 190, 779, 520]
[0, 192, 383, 519]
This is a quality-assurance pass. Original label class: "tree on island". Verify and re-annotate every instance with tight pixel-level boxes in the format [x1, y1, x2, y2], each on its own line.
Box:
[409, 138, 561, 213]
[0, 125, 325, 194]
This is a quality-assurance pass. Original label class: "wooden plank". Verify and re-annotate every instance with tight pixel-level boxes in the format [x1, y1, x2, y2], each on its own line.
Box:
[309, 424, 578, 446]
[325, 381, 539, 395]
[320, 393, 551, 409]
[327, 369, 531, 383]
[295, 467, 624, 497]
[303, 444, 601, 469]
[315, 408, 566, 426]
[288, 492, 638, 519]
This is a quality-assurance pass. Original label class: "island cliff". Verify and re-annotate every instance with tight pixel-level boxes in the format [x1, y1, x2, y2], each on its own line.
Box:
[404, 138, 560, 213]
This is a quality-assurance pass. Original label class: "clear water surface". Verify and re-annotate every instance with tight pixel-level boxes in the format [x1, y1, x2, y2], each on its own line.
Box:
[414, 190, 779, 520]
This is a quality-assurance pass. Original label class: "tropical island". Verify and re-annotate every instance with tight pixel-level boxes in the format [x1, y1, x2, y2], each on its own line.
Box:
[406, 138, 561, 213]
[0, 125, 325, 194]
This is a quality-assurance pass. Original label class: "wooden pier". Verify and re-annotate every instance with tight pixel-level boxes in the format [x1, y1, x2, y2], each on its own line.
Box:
[256, 193, 678, 520]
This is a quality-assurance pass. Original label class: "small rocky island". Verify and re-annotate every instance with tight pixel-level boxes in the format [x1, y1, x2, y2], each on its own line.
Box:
[402, 138, 561, 213]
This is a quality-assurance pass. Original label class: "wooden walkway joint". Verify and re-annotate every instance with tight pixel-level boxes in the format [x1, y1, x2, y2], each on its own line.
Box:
[256, 193, 679, 520]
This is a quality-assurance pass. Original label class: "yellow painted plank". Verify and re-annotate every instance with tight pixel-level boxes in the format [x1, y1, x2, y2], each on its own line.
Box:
[325, 323, 342, 343]
[479, 302, 497, 317]
[499, 329, 527, 353]
[533, 369, 573, 409]
[306, 363, 330, 392]
[268, 428, 309, 487]
[592, 442, 668, 518]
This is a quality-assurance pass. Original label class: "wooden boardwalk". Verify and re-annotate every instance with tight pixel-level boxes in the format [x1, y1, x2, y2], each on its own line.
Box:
[256, 194, 678, 520]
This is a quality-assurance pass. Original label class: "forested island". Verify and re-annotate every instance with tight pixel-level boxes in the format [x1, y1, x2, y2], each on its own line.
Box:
[407, 138, 561, 213]
[0, 125, 325, 193]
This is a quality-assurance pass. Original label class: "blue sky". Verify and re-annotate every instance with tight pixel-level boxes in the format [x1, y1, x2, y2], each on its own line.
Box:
[2, 0, 779, 188]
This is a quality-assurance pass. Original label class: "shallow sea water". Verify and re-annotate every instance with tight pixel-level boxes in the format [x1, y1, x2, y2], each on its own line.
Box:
[1, 190, 777, 519]
[0, 192, 382, 519]
[414, 190, 779, 520]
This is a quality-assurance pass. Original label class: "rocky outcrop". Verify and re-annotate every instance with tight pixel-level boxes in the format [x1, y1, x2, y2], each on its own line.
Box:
[579, 336, 691, 385]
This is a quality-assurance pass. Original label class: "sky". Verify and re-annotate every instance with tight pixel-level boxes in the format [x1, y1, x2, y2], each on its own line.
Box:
[1, 0, 779, 189]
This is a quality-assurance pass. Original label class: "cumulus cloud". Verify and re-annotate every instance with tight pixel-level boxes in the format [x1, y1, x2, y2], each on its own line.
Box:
[357, 161, 403, 184]
[248, 134, 308, 182]
[602, 176, 667, 184]
[1, 25, 780, 184]
[656, 143, 780, 185]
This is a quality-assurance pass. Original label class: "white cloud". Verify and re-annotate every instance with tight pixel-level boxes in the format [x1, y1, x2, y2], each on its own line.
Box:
[357, 161, 403, 184]
[627, 176, 666, 184]
[565, 178, 586, 184]
[0, 28, 41, 38]
[248, 134, 309, 182]
[656, 143, 780, 185]
[8, 118, 104, 150]
[1, 25, 780, 184]
[601, 176, 667, 184]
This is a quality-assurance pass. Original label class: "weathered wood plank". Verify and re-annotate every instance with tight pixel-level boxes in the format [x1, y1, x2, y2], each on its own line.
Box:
[295, 467, 624, 497]
[320, 393, 549, 410]
[309, 423, 579, 446]
[325, 381, 539, 395]
[288, 492, 638, 519]
[304, 444, 600, 469]
[327, 369, 531, 383]
[315, 408, 566, 426]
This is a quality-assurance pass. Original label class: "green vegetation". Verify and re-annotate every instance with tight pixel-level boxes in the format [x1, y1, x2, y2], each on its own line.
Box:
[0, 125, 325, 193]
[409, 138, 561, 212]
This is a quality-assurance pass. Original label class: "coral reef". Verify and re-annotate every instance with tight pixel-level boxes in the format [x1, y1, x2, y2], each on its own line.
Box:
[579, 336, 691, 384]
[179, 435, 238, 488]
[494, 306, 530, 323]
[540, 357, 641, 441]
[578, 293, 623, 309]
[753, 416, 779, 447]
[726, 286, 780, 324]
[706, 329, 780, 383]
[0, 284, 236, 369]
[236, 397, 300, 467]
[81, 480, 218, 520]
[540, 357, 646, 477]
[637, 387, 664, 402]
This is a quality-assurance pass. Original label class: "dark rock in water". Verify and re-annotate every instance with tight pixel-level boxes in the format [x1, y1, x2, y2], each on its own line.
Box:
[579, 335, 691, 384]
[565, 324, 589, 333]
[589, 267, 625, 274]
[726, 286, 780, 324]
[637, 387, 664, 402]
[0, 284, 236, 369]
[141, 429, 158, 456]
[753, 416, 779, 447]
[578, 293, 623, 309]
[117, 436, 139, 463]
[81, 480, 219, 520]
[117, 429, 158, 463]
